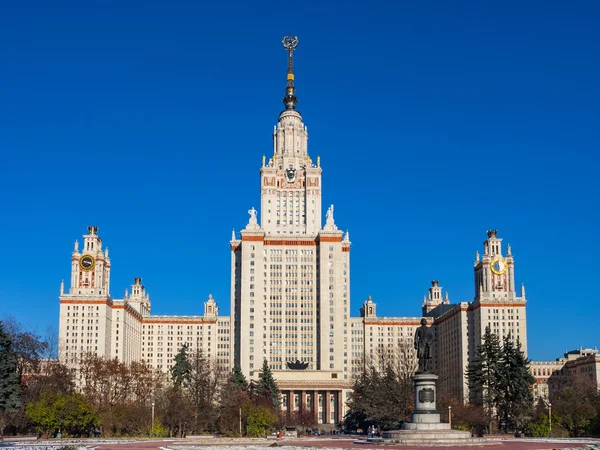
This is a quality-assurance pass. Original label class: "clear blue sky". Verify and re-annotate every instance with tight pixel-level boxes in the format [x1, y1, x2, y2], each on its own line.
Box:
[1, 1, 598, 361]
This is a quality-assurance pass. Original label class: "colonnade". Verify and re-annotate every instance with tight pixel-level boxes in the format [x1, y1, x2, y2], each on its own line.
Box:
[280, 389, 344, 425]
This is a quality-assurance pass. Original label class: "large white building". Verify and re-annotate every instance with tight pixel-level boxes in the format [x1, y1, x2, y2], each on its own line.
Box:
[58, 38, 531, 424]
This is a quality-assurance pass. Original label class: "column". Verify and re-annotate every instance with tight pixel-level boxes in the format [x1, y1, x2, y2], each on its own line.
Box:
[301, 390, 307, 414]
[324, 391, 331, 425]
[336, 391, 343, 424]
[313, 390, 319, 424]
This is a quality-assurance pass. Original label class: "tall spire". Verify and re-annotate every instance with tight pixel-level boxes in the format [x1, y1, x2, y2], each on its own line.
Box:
[282, 35, 299, 110]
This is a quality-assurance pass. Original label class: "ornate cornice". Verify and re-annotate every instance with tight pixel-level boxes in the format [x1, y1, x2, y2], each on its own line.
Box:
[276, 380, 353, 389]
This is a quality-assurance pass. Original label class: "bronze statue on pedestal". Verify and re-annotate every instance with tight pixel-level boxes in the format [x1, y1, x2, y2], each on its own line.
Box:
[414, 318, 434, 373]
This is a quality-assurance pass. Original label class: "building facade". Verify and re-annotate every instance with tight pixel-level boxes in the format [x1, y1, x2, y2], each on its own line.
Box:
[58, 38, 534, 423]
[531, 348, 600, 402]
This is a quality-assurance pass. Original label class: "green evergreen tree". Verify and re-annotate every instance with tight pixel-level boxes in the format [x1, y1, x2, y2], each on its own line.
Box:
[467, 325, 502, 433]
[229, 366, 249, 390]
[248, 379, 257, 398]
[256, 359, 280, 409]
[171, 344, 191, 389]
[218, 367, 251, 436]
[0, 321, 21, 436]
[344, 366, 376, 431]
[497, 334, 535, 432]
[185, 348, 220, 432]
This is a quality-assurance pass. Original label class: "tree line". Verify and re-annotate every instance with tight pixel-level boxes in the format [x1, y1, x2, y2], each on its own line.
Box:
[345, 326, 600, 437]
[2, 318, 599, 438]
[0, 318, 298, 438]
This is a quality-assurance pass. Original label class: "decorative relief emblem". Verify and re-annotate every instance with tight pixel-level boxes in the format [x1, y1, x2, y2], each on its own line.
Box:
[418, 388, 435, 403]
[286, 359, 309, 370]
[285, 167, 297, 182]
[307, 177, 319, 187]
[282, 178, 302, 189]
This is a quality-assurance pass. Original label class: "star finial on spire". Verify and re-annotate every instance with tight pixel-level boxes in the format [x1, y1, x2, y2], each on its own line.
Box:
[282, 35, 299, 110]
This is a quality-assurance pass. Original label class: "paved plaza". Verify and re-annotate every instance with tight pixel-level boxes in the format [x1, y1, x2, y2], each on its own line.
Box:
[3, 436, 600, 450]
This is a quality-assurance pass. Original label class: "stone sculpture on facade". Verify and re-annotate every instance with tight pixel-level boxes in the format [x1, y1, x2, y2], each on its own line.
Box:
[286, 359, 309, 370]
[324, 204, 338, 231]
[326, 204, 334, 221]
[248, 207, 257, 223]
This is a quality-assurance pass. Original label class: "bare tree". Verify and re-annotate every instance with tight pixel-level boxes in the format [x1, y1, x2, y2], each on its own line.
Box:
[185, 348, 223, 433]
[2, 316, 48, 379]
[347, 338, 417, 430]
[42, 325, 59, 360]
[284, 404, 314, 429]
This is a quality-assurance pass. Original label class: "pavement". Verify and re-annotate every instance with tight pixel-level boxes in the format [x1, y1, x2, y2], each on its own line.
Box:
[2, 436, 600, 450]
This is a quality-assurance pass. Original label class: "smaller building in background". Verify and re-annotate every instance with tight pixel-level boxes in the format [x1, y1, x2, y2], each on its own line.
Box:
[531, 347, 600, 402]
[530, 360, 565, 402]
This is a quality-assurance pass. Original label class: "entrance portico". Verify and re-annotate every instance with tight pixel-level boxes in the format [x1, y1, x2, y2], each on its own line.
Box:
[274, 370, 352, 426]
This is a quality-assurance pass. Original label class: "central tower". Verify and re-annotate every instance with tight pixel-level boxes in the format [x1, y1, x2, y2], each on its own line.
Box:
[260, 36, 322, 236]
[230, 37, 351, 380]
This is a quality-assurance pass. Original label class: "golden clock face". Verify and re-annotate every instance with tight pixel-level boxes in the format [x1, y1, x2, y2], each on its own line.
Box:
[79, 255, 95, 271]
[490, 257, 506, 275]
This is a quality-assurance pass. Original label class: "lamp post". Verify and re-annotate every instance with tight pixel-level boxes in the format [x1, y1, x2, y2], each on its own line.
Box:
[548, 402, 552, 437]
[239, 407, 242, 437]
[151, 401, 155, 436]
[448, 406, 452, 429]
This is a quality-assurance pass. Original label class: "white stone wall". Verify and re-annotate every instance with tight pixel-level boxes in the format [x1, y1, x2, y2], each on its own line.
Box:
[362, 317, 422, 374]
[349, 318, 364, 379]
[435, 303, 470, 402]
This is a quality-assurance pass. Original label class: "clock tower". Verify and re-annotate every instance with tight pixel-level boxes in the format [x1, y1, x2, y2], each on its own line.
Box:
[474, 229, 516, 301]
[59, 225, 114, 366]
[70, 225, 111, 296]
[471, 229, 527, 357]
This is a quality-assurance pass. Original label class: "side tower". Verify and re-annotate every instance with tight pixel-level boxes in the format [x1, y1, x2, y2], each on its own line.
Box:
[471, 230, 527, 356]
[422, 280, 449, 315]
[432, 230, 528, 403]
[230, 37, 351, 381]
[58, 226, 113, 365]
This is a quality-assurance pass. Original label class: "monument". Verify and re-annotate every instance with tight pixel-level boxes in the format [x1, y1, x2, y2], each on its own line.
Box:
[379, 319, 476, 444]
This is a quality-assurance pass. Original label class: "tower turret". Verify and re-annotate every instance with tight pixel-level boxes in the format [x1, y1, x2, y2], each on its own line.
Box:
[69, 225, 111, 296]
[260, 36, 323, 236]
[127, 277, 151, 316]
[360, 296, 377, 318]
[422, 280, 448, 315]
[204, 294, 218, 318]
[474, 229, 517, 301]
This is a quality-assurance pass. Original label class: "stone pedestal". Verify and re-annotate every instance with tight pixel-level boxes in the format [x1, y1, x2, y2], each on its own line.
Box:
[404, 373, 443, 429]
[401, 373, 451, 430]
